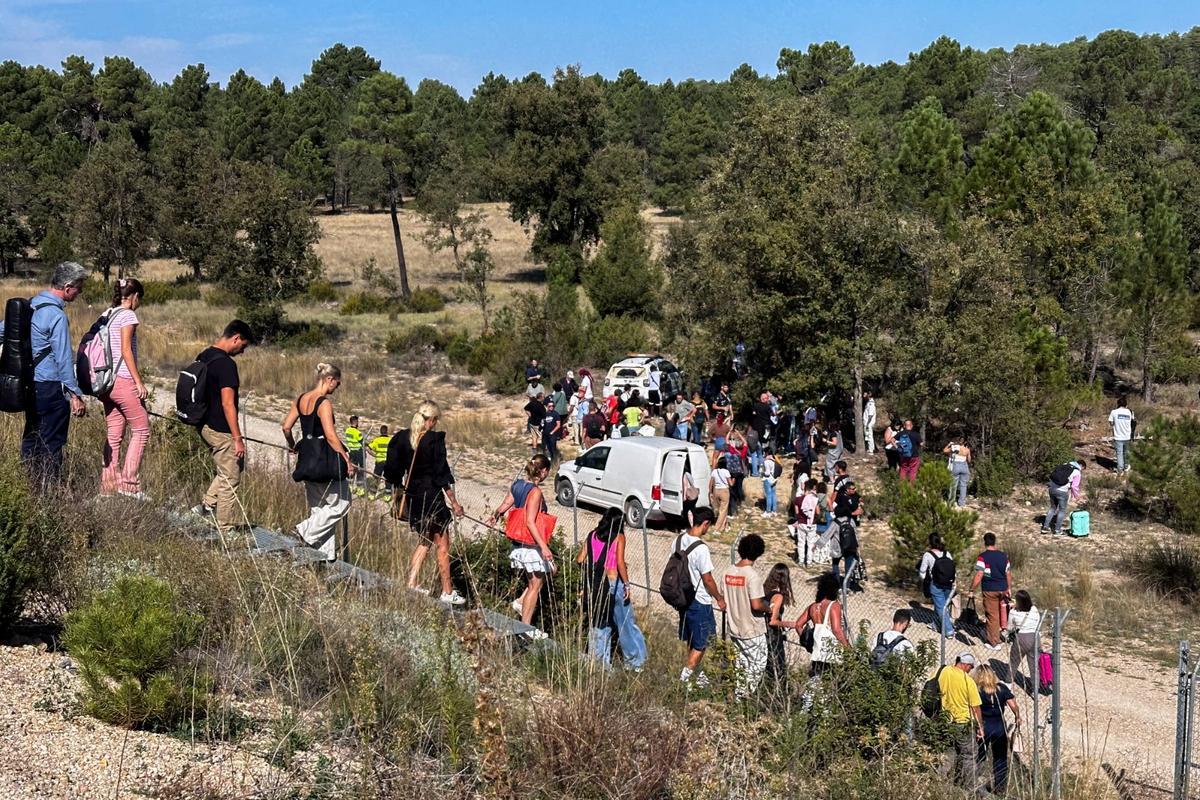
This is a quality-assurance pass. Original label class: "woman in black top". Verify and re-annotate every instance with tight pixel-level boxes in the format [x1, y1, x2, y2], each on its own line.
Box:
[385, 401, 465, 605]
[762, 562, 794, 696]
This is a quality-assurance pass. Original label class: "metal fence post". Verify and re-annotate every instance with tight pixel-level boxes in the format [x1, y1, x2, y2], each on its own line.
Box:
[1032, 610, 1049, 800]
[572, 490, 579, 548]
[1177, 641, 1191, 800]
[641, 515, 651, 606]
[1051, 608, 1070, 800]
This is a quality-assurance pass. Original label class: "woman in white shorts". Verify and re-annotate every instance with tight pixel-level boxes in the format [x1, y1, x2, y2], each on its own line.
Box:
[488, 454, 554, 640]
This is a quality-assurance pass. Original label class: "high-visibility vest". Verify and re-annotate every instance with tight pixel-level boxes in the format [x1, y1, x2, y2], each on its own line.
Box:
[344, 426, 364, 452]
[369, 435, 391, 463]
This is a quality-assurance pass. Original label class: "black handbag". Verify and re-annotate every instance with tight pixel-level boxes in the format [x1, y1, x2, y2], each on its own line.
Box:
[798, 621, 815, 653]
[291, 396, 348, 483]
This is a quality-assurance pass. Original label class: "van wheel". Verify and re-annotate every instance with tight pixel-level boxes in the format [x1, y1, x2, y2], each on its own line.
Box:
[624, 497, 645, 528]
[555, 479, 576, 507]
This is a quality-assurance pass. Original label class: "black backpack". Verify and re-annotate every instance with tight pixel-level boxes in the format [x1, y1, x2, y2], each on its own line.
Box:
[175, 350, 220, 426]
[583, 533, 617, 628]
[871, 632, 907, 668]
[659, 536, 703, 611]
[838, 519, 859, 554]
[0, 298, 53, 413]
[1050, 462, 1074, 486]
[931, 551, 956, 589]
[921, 666, 946, 718]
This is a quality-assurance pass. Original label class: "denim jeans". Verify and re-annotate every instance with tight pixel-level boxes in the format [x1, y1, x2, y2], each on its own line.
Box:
[950, 462, 970, 507]
[591, 578, 648, 668]
[610, 577, 647, 668]
[22, 381, 70, 489]
[673, 422, 689, 441]
[749, 447, 764, 477]
[763, 481, 777, 512]
[930, 582, 953, 636]
[1114, 439, 1129, 471]
[1045, 484, 1070, 532]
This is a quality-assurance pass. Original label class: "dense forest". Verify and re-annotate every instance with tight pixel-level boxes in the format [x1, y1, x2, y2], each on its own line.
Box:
[3, 30, 1200, 489]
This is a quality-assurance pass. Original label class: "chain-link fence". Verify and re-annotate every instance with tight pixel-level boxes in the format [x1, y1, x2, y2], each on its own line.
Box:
[1176, 642, 1200, 800]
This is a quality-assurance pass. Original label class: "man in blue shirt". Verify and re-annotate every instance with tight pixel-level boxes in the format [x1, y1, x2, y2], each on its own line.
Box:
[23, 262, 88, 487]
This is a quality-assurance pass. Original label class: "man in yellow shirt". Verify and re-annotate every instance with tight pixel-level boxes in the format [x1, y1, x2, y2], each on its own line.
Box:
[939, 653, 985, 793]
[368, 425, 392, 500]
[345, 415, 366, 496]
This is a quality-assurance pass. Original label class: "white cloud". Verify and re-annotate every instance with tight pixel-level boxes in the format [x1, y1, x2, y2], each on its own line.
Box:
[0, 5, 182, 77]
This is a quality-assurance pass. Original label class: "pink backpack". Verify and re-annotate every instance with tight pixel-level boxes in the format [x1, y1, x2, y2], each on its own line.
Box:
[76, 308, 121, 397]
[1038, 651, 1054, 691]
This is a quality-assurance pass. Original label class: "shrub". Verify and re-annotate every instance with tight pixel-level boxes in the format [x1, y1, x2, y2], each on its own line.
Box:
[582, 205, 661, 319]
[63, 575, 210, 729]
[339, 291, 394, 316]
[972, 451, 1017, 498]
[386, 325, 449, 355]
[1127, 415, 1200, 533]
[889, 461, 977, 582]
[81, 276, 109, 305]
[306, 279, 338, 303]
[276, 320, 340, 350]
[447, 331, 475, 367]
[0, 460, 36, 634]
[140, 280, 201, 305]
[203, 285, 239, 307]
[582, 315, 650, 367]
[407, 286, 446, 313]
[1125, 539, 1200, 603]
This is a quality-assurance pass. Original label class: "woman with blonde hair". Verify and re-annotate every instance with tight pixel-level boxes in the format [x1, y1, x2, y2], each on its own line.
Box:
[974, 663, 1020, 794]
[488, 454, 554, 640]
[282, 363, 354, 561]
[384, 401, 466, 605]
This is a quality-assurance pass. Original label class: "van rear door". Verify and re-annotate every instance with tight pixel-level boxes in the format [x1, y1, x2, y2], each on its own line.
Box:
[660, 450, 687, 515]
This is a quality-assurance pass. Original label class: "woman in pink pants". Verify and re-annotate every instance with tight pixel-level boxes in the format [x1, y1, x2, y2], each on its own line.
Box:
[101, 278, 150, 499]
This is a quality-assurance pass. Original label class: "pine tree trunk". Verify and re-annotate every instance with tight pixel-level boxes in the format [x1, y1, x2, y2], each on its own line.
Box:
[853, 362, 865, 453]
[388, 186, 412, 300]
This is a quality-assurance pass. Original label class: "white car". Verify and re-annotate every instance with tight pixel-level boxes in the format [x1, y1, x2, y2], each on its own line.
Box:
[601, 355, 683, 400]
[554, 437, 711, 527]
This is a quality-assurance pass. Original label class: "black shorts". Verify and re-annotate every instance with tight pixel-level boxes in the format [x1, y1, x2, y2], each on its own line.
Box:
[407, 489, 452, 542]
[649, 390, 661, 405]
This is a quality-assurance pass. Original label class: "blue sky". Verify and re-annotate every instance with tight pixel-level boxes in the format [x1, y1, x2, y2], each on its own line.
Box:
[0, 0, 1197, 93]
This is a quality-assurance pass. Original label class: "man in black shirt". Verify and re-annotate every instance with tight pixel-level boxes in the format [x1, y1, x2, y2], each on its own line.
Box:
[192, 320, 253, 529]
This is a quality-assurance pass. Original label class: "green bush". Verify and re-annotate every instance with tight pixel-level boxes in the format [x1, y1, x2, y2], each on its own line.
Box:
[582, 315, 650, 367]
[81, 277, 109, 305]
[447, 331, 475, 367]
[204, 285, 239, 307]
[889, 462, 977, 582]
[63, 575, 210, 730]
[339, 291, 394, 316]
[1124, 539, 1200, 603]
[385, 325, 449, 355]
[407, 286, 446, 313]
[140, 280, 201, 305]
[1127, 415, 1200, 533]
[276, 320, 340, 350]
[0, 460, 36, 634]
[306, 279, 339, 303]
[972, 451, 1017, 498]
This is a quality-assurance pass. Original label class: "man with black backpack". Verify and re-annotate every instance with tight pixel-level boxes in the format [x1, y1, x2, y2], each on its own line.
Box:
[1041, 459, 1085, 536]
[659, 506, 726, 688]
[16, 262, 88, 488]
[183, 321, 253, 530]
[871, 609, 914, 668]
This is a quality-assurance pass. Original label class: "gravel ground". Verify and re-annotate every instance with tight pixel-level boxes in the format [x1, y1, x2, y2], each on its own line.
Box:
[0, 645, 347, 800]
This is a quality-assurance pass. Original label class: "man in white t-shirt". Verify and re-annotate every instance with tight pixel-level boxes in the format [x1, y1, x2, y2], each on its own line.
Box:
[676, 506, 726, 686]
[648, 365, 662, 417]
[1108, 396, 1135, 474]
[872, 609, 915, 665]
[722, 533, 768, 698]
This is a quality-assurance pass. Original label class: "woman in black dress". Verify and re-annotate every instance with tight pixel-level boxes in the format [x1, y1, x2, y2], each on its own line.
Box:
[385, 400, 465, 605]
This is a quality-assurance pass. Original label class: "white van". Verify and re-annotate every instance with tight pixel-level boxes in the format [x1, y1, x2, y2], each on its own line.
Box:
[554, 437, 711, 527]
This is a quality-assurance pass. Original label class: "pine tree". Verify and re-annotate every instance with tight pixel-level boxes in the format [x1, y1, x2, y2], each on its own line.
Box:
[889, 462, 978, 580]
[892, 97, 964, 226]
[583, 205, 661, 319]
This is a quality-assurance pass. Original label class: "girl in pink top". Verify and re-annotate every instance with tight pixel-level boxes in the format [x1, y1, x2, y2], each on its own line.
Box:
[100, 278, 150, 498]
[575, 507, 647, 669]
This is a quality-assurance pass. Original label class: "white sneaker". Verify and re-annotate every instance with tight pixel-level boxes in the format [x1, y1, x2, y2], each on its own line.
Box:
[511, 599, 524, 614]
[439, 590, 467, 606]
[526, 628, 549, 641]
[407, 586, 427, 596]
[191, 503, 214, 516]
[119, 490, 151, 502]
